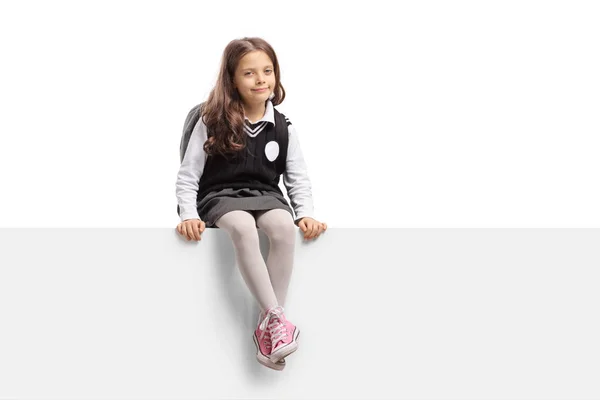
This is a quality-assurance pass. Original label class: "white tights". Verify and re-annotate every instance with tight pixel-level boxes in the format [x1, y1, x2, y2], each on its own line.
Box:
[215, 209, 296, 312]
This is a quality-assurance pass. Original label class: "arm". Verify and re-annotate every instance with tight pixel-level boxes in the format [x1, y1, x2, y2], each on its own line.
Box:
[283, 123, 315, 226]
[175, 118, 208, 221]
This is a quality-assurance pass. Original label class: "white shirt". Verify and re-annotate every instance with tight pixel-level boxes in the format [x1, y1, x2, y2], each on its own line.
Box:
[175, 100, 315, 223]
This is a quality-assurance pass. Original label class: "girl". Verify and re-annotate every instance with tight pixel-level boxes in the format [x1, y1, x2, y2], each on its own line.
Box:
[175, 37, 326, 371]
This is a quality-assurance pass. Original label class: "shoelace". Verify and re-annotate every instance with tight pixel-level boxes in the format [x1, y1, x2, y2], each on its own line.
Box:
[268, 317, 287, 346]
[258, 306, 288, 345]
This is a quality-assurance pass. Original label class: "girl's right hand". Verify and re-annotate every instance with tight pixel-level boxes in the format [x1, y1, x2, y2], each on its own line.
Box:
[176, 218, 206, 241]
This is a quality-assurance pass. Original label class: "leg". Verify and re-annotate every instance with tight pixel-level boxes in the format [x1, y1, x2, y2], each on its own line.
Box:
[215, 210, 278, 312]
[255, 209, 296, 307]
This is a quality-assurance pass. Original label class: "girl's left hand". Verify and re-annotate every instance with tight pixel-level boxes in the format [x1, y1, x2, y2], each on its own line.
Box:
[298, 217, 327, 240]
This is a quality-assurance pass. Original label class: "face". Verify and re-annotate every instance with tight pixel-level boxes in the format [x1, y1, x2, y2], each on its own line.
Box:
[233, 50, 276, 106]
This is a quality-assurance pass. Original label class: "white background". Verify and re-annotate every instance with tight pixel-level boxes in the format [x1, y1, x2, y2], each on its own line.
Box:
[0, 0, 599, 228]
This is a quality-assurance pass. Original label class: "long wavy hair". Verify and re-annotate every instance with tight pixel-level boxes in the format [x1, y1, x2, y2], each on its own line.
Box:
[201, 37, 286, 158]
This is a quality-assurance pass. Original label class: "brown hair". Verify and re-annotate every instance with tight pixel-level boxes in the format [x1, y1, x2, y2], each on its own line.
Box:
[201, 37, 286, 158]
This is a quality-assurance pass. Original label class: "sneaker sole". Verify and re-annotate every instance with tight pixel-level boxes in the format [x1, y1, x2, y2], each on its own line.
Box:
[270, 327, 300, 363]
[252, 334, 285, 371]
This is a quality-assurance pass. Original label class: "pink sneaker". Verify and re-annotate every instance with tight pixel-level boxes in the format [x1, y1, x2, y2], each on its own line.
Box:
[253, 311, 286, 371]
[262, 306, 300, 363]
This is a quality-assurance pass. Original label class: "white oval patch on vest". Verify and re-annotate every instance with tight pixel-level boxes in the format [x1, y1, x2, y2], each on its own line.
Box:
[264, 141, 280, 162]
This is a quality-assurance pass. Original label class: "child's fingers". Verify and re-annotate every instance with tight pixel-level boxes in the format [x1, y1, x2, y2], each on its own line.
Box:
[298, 220, 307, 232]
[192, 224, 201, 241]
[311, 223, 323, 239]
[188, 221, 200, 241]
[302, 222, 311, 238]
[176, 219, 204, 241]
[316, 224, 324, 237]
[194, 221, 204, 241]
[309, 223, 326, 240]
[181, 224, 191, 240]
[310, 223, 318, 239]
[305, 222, 317, 239]
[197, 221, 206, 240]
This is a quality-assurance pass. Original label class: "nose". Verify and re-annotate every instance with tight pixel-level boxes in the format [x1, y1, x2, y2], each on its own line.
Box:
[256, 73, 265, 84]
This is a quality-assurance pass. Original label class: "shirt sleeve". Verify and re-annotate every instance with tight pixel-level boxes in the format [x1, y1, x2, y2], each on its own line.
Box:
[283, 123, 315, 226]
[175, 118, 208, 221]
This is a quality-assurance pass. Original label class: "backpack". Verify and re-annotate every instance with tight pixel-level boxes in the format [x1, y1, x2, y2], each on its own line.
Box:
[177, 103, 290, 217]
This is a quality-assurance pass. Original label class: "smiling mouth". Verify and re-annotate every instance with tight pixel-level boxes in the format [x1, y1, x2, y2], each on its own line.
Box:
[252, 88, 268, 91]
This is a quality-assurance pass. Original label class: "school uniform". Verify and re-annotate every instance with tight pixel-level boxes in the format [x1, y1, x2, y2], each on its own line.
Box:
[175, 100, 314, 228]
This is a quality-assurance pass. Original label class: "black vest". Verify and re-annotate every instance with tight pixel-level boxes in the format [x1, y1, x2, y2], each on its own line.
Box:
[178, 104, 289, 216]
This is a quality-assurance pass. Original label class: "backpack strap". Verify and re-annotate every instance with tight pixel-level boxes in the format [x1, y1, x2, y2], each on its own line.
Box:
[180, 103, 203, 163]
[273, 108, 290, 174]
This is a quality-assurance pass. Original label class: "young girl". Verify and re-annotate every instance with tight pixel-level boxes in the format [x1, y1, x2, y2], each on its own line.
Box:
[175, 37, 326, 371]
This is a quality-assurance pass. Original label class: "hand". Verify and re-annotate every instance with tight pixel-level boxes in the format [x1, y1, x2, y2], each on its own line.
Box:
[176, 218, 206, 241]
[298, 217, 327, 240]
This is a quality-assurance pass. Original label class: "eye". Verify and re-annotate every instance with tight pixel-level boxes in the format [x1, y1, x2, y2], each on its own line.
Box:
[265, 69, 273, 74]
[244, 72, 252, 76]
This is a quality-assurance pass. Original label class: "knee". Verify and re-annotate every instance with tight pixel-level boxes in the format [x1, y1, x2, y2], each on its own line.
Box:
[228, 222, 259, 245]
[264, 220, 296, 244]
